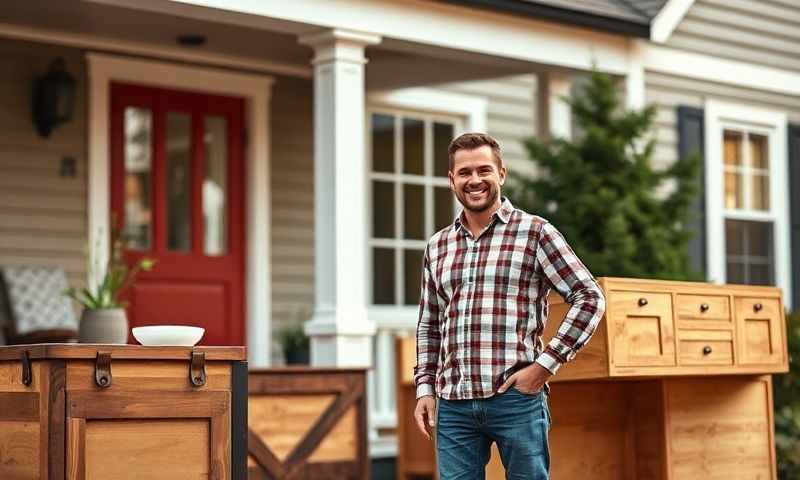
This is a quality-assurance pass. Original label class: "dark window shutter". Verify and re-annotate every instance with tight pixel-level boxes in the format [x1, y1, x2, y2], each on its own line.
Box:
[677, 106, 706, 278]
[789, 123, 800, 310]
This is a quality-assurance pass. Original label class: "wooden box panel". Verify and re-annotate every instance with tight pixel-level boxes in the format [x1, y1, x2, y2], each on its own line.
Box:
[735, 298, 784, 366]
[665, 376, 775, 479]
[609, 291, 675, 368]
[675, 294, 731, 321]
[247, 368, 368, 480]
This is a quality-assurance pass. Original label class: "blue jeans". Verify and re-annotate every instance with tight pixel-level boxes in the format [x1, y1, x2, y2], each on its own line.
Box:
[436, 387, 551, 480]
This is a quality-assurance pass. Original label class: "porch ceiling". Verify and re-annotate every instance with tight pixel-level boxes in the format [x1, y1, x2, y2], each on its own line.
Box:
[0, 0, 552, 90]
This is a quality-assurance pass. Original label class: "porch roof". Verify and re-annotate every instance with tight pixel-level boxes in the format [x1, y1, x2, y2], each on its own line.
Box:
[438, 0, 668, 38]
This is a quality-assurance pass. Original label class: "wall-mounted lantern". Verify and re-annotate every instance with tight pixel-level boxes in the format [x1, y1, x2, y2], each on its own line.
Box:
[32, 58, 76, 138]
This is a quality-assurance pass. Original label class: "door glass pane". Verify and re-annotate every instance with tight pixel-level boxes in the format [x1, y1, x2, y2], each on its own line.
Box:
[403, 118, 424, 175]
[752, 174, 769, 211]
[403, 184, 425, 240]
[373, 248, 396, 305]
[123, 107, 153, 250]
[372, 114, 394, 173]
[373, 181, 395, 238]
[167, 112, 192, 252]
[434, 122, 454, 178]
[724, 172, 742, 210]
[204, 116, 227, 256]
[404, 249, 425, 305]
[434, 186, 454, 231]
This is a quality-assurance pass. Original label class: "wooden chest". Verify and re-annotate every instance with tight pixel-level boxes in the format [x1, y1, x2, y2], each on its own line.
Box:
[0, 344, 247, 480]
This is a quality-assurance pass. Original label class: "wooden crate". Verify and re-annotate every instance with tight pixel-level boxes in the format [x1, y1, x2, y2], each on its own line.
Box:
[0, 343, 247, 480]
[247, 368, 369, 480]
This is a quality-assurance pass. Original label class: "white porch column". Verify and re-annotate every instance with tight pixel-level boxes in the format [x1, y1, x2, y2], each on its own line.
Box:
[299, 29, 381, 367]
[536, 71, 575, 140]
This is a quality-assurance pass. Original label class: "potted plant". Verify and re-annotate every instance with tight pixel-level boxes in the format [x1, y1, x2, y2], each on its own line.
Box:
[277, 323, 311, 365]
[64, 221, 155, 344]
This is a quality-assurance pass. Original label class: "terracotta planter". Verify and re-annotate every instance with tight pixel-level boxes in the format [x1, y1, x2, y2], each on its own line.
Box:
[78, 308, 129, 344]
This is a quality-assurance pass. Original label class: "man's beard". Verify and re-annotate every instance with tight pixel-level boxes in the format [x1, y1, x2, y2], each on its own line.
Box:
[457, 182, 499, 213]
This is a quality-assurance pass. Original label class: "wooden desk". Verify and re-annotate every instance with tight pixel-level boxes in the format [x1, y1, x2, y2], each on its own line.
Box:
[0, 343, 247, 480]
[396, 278, 788, 480]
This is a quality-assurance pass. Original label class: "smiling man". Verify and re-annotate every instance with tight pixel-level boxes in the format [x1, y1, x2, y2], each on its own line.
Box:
[413, 132, 606, 479]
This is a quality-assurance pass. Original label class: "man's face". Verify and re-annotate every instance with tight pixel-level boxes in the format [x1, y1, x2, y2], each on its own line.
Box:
[449, 145, 507, 213]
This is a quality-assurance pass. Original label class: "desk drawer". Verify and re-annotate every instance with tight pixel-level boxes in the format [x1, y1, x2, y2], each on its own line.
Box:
[678, 330, 734, 366]
[675, 294, 730, 321]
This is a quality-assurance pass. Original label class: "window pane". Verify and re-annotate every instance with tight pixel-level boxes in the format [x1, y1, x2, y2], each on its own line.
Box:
[434, 122, 454, 178]
[373, 181, 395, 238]
[167, 112, 192, 252]
[749, 134, 769, 170]
[403, 118, 424, 175]
[404, 249, 425, 305]
[403, 184, 425, 240]
[723, 130, 742, 166]
[372, 113, 394, 173]
[725, 219, 774, 286]
[203, 116, 227, 256]
[123, 107, 153, 250]
[752, 174, 769, 211]
[724, 172, 742, 209]
[435, 186, 454, 231]
[373, 248, 396, 304]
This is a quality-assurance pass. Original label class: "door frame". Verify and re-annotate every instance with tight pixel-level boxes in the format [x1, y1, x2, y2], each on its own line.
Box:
[87, 52, 274, 366]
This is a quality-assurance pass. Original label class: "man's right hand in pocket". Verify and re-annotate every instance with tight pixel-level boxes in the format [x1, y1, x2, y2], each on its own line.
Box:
[414, 395, 436, 440]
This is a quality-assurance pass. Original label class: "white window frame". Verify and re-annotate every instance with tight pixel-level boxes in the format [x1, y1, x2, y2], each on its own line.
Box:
[365, 88, 487, 329]
[705, 99, 791, 308]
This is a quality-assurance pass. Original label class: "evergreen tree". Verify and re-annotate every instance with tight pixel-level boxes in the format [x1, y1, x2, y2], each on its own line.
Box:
[505, 70, 702, 280]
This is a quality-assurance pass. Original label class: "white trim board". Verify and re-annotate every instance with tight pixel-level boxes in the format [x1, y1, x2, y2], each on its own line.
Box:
[368, 88, 487, 134]
[642, 43, 800, 98]
[86, 52, 275, 365]
[0, 22, 310, 78]
[650, 0, 695, 43]
[92, 0, 631, 75]
[704, 99, 792, 309]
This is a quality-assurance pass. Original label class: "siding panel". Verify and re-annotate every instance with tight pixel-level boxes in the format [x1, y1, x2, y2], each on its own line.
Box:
[0, 40, 87, 293]
[668, 0, 800, 72]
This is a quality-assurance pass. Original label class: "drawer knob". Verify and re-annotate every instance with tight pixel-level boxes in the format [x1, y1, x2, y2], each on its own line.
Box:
[754, 303, 763, 312]
[700, 303, 709, 312]
[702, 346, 712, 355]
[638, 297, 648, 307]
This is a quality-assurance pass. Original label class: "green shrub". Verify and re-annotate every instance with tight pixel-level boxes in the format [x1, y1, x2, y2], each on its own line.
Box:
[775, 310, 800, 479]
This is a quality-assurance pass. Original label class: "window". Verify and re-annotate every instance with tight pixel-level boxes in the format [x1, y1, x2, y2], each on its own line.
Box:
[368, 110, 460, 306]
[706, 101, 790, 300]
[722, 130, 774, 285]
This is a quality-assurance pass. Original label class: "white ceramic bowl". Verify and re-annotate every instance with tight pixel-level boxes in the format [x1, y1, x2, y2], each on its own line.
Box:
[132, 325, 205, 346]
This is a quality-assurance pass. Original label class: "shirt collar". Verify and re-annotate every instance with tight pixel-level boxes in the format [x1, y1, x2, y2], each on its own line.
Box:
[454, 196, 514, 231]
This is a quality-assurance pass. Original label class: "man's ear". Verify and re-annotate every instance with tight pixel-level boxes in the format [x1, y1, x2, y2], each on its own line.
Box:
[448, 171, 456, 192]
[499, 166, 507, 186]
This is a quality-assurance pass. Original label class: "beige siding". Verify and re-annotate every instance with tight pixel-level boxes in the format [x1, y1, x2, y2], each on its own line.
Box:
[269, 76, 315, 334]
[668, 0, 800, 73]
[645, 69, 800, 172]
[0, 39, 87, 290]
[435, 74, 538, 176]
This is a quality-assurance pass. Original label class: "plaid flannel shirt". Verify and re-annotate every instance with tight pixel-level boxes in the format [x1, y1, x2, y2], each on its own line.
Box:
[414, 197, 606, 400]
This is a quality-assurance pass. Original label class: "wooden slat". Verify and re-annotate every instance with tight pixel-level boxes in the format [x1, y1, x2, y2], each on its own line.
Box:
[248, 429, 284, 478]
[0, 392, 39, 420]
[67, 361, 231, 392]
[248, 372, 359, 394]
[67, 391, 228, 419]
[0, 344, 245, 361]
[66, 417, 86, 480]
[44, 361, 66, 480]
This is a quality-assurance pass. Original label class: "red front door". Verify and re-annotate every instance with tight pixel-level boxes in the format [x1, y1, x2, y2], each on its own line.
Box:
[110, 82, 245, 345]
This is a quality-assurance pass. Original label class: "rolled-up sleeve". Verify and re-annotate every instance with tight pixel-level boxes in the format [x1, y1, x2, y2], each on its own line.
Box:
[413, 245, 442, 398]
[534, 221, 606, 375]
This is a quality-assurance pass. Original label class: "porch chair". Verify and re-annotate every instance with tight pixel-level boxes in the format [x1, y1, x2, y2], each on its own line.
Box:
[0, 266, 79, 345]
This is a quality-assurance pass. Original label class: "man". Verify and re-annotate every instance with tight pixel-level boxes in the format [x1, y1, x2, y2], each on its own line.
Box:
[413, 132, 606, 479]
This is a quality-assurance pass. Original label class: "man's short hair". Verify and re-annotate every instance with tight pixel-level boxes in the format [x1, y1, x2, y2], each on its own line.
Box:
[447, 132, 504, 171]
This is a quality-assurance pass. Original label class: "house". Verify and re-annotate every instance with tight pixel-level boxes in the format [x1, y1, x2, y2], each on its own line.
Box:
[1, 0, 798, 465]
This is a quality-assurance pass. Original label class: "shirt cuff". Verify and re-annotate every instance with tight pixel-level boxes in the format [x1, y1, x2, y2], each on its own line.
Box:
[416, 382, 435, 399]
[534, 350, 563, 375]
